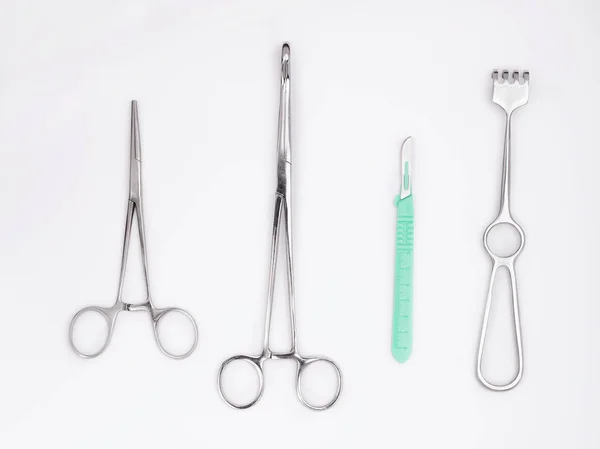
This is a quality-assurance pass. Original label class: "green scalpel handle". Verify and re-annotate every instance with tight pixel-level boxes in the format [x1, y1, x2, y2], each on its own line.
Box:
[392, 194, 414, 363]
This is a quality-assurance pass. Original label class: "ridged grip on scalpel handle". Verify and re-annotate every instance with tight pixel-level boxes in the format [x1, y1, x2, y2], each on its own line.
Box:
[392, 194, 414, 363]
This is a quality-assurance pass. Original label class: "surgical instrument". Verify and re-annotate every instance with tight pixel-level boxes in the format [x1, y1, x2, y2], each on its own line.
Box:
[217, 44, 342, 410]
[392, 137, 414, 363]
[477, 70, 529, 391]
[68, 101, 199, 359]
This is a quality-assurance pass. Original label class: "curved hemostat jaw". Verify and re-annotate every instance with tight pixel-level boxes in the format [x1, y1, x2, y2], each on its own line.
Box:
[277, 44, 291, 164]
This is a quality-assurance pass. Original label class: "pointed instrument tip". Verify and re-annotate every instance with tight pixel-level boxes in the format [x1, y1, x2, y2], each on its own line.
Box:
[400, 136, 412, 198]
[401, 136, 413, 157]
[130, 100, 141, 161]
[131, 100, 139, 118]
[401, 136, 413, 159]
[131, 100, 139, 123]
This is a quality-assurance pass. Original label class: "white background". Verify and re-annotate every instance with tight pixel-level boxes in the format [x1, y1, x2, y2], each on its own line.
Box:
[0, 0, 599, 447]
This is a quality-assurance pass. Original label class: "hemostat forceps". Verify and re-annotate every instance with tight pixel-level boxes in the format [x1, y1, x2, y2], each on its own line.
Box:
[68, 101, 198, 359]
[217, 44, 342, 411]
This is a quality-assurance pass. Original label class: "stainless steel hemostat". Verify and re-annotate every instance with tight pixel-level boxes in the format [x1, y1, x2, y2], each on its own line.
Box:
[217, 44, 343, 411]
[68, 101, 199, 359]
[477, 70, 530, 391]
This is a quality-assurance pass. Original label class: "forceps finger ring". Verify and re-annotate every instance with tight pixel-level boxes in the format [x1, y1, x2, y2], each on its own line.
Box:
[68, 304, 123, 359]
[149, 306, 199, 359]
[217, 355, 265, 410]
[296, 356, 343, 411]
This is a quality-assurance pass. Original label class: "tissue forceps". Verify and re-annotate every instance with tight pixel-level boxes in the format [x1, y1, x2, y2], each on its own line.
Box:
[68, 101, 198, 359]
[217, 44, 342, 411]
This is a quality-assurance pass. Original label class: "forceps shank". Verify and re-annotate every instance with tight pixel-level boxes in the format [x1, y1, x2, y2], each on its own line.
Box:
[117, 200, 150, 305]
[263, 193, 295, 353]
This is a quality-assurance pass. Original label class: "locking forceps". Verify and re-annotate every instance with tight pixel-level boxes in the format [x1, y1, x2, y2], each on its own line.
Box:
[217, 44, 342, 411]
[68, 101, 198, 359]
